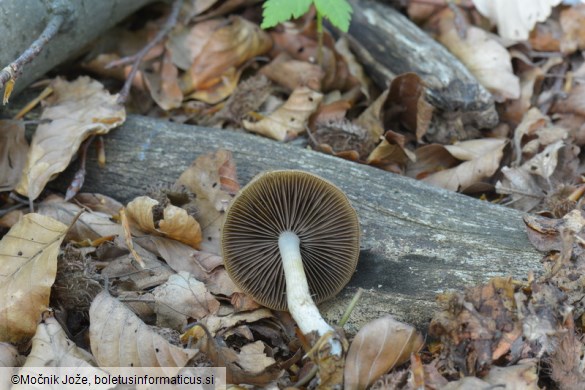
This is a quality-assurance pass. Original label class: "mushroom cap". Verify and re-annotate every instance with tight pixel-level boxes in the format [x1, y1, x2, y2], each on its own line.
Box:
[222, 170, 360, 311]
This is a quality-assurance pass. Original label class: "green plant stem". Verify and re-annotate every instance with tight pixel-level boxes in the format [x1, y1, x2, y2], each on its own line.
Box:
[316, 10, 323, 66]
[339, 287, 363, 328]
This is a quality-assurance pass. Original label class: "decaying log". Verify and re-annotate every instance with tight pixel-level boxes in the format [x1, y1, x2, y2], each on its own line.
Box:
[346, 0, 498, 131]
[54, 116, 541, 332]
[0, 0, 155, 97]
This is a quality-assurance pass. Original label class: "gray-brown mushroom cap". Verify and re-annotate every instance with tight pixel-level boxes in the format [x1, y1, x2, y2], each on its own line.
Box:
[221, 170, 360, 311]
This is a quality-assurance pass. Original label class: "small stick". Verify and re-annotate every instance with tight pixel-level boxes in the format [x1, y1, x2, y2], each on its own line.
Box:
[115, 0, 183, 104]
[0, 1, 72, 102]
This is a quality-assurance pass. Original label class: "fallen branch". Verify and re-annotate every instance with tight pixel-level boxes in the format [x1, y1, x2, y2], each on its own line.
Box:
[53, 116, 542, 332]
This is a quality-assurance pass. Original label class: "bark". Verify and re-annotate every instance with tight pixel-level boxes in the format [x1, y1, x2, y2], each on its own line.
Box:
[0, 0, 155, 97]
[346, 0, 498, 131]
[53, 116, 541, 333]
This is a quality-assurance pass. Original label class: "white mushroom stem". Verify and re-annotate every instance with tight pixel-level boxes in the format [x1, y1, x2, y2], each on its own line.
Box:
[279, 231, 342, 355]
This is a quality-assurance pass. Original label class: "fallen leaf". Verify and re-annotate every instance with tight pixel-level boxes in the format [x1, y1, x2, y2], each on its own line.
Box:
[472, 0, 562, 41]
[560, 4, 585, 54]
[181, 16, 272, 93]
[0, 120, 28, 191]
[89, 290, 199, 369]
[0, 214, 67, 343]
[421, 138, 507, 192]
[243, 86, 323, 140]
[260, 52, 324, 91]
[14, 77, 126, 201]
[344, 315, 423, 390]
[176, 149, 239, 254]
[126, 195, 202, 249]
[438, 11, 520, 102]
[181, 308, 273, 340]
[167, 19, 225, 70]
[496, 166, 544, 212]
[153, 271, 220, 330]
[143, 52, 183, 110]
[521, 140, 565, 179]
[186, 66, 243, 104]
[136, 235, 238, 296]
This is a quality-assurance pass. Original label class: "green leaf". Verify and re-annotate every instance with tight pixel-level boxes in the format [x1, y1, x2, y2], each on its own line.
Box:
[314, 0, 353, 32]
[261, 0, 313, 29]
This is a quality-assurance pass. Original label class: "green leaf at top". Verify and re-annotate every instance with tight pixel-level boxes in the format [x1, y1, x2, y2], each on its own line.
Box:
[261, 0, 313, 29]
[314, 0, 353, 32]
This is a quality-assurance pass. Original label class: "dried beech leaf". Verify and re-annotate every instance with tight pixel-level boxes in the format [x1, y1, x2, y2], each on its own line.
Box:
[200, 334, 283, 385]
[153, 271, 220, 330]
[345, 315, 424, 390]
[0, 214, 67, 343]
[137, 235, 238, 296]
[89, 291, 199, 368]
[181, 308, 273, 340]
[186, 66, 242, 104]
[176, 149, 239, 254]
[14, 77, 126, 200]
[243, 86, 323, 141]
[0, 120, 28, 191]
[20, 317, 99, 367]
[438, 12, 520, 102]
[260, 53, 324, 91]
[473, 0, 562, 41]
[126, 196, 202, 250]
[167, 19, 225, 70]
[143, 52, 183, 110]
[422, 138, 507, 192]
[521, 140, 564, 179]
[181, 16, 272, 93]
[495, 166, 544, 212]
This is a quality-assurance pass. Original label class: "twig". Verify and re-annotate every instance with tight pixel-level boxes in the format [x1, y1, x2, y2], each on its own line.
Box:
[115, 0, 183, 104]
[65, 135, 96, 201]
[0, 1, 72, 103]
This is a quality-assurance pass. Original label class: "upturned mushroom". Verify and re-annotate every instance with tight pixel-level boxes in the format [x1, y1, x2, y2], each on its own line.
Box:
[221, 170, 360, 360]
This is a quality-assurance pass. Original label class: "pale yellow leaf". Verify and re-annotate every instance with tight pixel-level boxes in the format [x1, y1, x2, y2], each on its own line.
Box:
[15, 77, 126, 200]
[126, 196, 202, 249]
[0, 214, 67, 343]
[89, 291, 199, 369]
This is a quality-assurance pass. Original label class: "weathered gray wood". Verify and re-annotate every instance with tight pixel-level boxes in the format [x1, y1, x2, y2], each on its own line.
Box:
[346, 0, 498, 130]
[55, 116, 541, 332]
[0, 0, 155, 96]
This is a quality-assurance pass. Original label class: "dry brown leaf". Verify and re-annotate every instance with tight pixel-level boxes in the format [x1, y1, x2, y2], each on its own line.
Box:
[0, 120, 28, 191]
[495, 166, 544, 212]
[181, 308, 273, 340]
[14, 77, 125, 200]
[422, 138, 507, 192]
[153, 271, 220, 330]
[19, 316, 98, 367]
[243, 86, 323, 141]
[136, 235, 238, 296]
[0, 214, 67, 343]
[126, 196, 202, 249]
[438, 12, 520, 102]
[345, 315, 423, 390]
[260, 53, 324, 91]
[199, 332, 283, 385]
[89, 290, 199, 368]
[176, 149, 239, 254]
[521, 140, 564, 179]
[367, 131, 416, 174]
[560, 4, 585, 54]
[73, 193, 124, 216]
[483, 362, 539, 389]
[167, 19, 225, 70]
[472, 0, 562, 41]
[181, 16, 272, 93]
[552, 83, 585, 117]
[143, 52, 183, 110]
[186, 66, 243, 104]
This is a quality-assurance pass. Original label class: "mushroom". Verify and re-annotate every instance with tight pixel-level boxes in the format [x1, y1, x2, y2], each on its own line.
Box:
[221, 169, 360, 346]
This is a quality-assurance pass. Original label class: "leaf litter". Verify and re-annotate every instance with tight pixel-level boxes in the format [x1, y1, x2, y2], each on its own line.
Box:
[4, 0, 585, 388]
